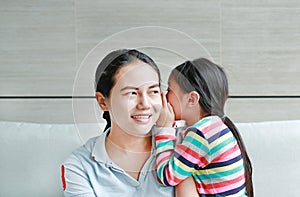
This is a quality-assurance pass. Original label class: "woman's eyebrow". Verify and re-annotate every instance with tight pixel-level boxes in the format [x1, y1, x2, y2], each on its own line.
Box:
[120, 83, 160, 91]
[120, 86, 138, 91]
[149, 84, 160, 89]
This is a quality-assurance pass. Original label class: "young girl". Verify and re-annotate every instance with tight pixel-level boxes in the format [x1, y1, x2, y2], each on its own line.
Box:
[155, 58, 253, 196]
[62, 49, 174, 196]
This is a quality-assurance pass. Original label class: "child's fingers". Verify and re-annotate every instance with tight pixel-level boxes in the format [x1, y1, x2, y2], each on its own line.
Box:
[167, 102, 175, 122]
[160, 92, 168, 107]
[167, 102, 174, 115]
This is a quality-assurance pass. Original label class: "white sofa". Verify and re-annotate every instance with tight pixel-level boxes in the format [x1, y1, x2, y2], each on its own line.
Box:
[0, 120, 299, 197]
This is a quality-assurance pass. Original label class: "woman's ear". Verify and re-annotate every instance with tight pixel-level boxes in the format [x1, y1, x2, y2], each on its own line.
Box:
[95, 92, 109, 111]
[187, 91, 200, 106]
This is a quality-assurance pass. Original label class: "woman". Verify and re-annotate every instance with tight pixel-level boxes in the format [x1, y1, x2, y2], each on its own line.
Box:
[61, 49, 174, 196]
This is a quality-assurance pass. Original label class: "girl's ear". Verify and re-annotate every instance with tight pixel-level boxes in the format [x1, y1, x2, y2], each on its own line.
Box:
[187, 91, 200, 106]
[95, 92, 109, 111]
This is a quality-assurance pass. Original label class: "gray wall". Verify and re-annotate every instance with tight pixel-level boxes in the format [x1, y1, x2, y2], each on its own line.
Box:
[0, 0, 299, 123]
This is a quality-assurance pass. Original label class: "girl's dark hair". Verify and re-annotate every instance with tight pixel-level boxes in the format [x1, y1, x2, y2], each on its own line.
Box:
[95, 49, 160, 131]
[171, 58, 253, 197]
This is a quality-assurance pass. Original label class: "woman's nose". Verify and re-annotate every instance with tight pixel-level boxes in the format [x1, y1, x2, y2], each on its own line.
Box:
[137, 94, 151, 109]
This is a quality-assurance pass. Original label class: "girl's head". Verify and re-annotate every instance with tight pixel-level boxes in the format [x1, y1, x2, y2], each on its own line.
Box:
[95, 49, 162, 136]
[167, 58, 228, 123]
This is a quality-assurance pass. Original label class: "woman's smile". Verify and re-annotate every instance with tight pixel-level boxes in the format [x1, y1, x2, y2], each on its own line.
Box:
[131, 113, 152, 124]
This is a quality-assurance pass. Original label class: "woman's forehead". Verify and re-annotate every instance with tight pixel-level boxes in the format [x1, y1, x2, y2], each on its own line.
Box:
[114, 61, 159, 88]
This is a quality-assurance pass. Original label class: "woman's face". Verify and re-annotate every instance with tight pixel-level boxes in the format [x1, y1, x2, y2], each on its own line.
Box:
[108, 60, 162, 137]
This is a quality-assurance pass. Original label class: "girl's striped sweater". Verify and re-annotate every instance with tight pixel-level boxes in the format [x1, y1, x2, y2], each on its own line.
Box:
[155, 116, 247, 196]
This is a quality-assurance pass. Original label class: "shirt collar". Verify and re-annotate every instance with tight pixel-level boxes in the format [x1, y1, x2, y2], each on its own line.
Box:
[91, 128, 156, 166]
[91, 128, 113, 165]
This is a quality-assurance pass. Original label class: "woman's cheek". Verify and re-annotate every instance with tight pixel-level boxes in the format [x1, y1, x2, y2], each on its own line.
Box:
[153, 97, 163, 111]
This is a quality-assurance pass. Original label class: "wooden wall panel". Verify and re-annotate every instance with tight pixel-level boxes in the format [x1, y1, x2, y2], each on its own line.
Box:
[0, 0, 299, 123]
[0, 98, 299, 123]
[0, 0, 76, 96]
[75, 0, 221, 68]
[226, 98, 300, 123]
[0, 99, 75, 123]
[0, 98, 106, 124]
[221, 1, 300, 95]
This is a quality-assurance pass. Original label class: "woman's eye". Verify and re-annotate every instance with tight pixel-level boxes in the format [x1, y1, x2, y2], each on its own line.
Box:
[127, 91, 137, 96]
[150, 89, 160, 95]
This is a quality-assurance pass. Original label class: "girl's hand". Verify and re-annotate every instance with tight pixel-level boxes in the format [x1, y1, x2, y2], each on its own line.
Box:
[156, 92, 175, 127]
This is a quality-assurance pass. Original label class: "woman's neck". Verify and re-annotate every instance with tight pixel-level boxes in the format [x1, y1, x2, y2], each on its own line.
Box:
[107, 124, 152, 153]
[105, 124, 152, 180]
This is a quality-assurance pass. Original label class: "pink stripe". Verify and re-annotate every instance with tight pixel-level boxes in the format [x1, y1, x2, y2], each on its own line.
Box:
[157, 151, 173, 165]
[202, 121, 223, 135]
[176, 144, 210, 167]
[165, 166, 181, 185]
[176, 147, 203, 165]
[198, 178, 245, 194]
[197, 174, 245, 194]
[211, 145, 241, 163]
[217, 176, 245, 192]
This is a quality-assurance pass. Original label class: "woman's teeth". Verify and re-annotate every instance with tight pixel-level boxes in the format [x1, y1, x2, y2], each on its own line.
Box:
[131, 115, 151, 119]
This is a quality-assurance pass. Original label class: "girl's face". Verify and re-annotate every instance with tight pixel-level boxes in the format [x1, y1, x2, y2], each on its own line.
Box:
[108, 60, 162, 137]
[166, 76, 188, 120]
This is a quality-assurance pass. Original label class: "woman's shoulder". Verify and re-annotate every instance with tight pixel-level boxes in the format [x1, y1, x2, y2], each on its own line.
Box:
[64, 135, 103, 165]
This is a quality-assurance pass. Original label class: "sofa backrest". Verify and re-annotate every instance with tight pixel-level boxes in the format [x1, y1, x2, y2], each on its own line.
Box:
[0, 122, 83, 197]
[0, 120, 300, 197]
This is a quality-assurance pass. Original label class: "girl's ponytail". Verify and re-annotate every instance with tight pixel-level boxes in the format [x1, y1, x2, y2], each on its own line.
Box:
[223, 116, 254, 197]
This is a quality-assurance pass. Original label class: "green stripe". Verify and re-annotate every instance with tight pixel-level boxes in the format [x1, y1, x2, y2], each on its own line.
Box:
[171, 157, 193, 177]
[156, 140, 174, 149]
[184, 135, 209, 153]
[209, 136, 235, 155]
[193, 117, 211, 127]
[157, 163, 164, 180]
[157, 157, 175, 181]
[194, 164, 244, 181]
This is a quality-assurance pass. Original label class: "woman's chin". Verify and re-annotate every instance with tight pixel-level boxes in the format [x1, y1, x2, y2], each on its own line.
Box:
[124, 124, 154, 137]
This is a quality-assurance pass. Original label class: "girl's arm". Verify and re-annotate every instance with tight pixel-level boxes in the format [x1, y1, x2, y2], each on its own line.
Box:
[155, 127, 209, 186]
[155, 93, 209, 186]
[175, 176, 198, 197]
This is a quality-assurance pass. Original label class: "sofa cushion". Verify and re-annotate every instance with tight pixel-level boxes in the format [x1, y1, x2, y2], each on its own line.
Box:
[236, 120, 300, 196]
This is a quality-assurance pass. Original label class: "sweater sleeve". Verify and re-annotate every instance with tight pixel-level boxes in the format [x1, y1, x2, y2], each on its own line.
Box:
[155, 126, 210, 186]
